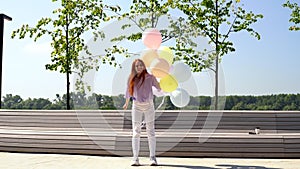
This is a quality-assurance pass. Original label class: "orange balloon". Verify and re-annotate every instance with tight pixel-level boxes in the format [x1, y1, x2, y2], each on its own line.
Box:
[150, 58, 170, 78]
[141, 49, 159, 67]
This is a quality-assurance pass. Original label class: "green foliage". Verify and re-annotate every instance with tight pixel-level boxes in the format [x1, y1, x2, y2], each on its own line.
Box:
[173, 0, 263, 109]
[1, 94, 23, 109]
[11, 0, 121, 98]
[105, 0, 213, 73]
[12, 0, 120, 73]
[174, 0, 263, 63]
[225, 94, 300, 110]
[283, 0, 300, 31]
[2, 93, 300, 110]
[21, 98, 53, 109]
[1, 94, 53, 109]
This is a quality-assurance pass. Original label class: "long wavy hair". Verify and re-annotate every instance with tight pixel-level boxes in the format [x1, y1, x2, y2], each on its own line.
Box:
[128, 59, 148, 96]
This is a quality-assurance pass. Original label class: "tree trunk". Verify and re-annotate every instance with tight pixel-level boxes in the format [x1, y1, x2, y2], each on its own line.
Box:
[214, 53, 219, 110]
[66, 13, 70, 110]
[66, 70, 70, 109]
[214, 0, 219, 110]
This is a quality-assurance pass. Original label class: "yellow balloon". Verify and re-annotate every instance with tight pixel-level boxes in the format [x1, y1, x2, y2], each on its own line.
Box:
[150, 58, 170, 78]
[159, 74, 178, 93]
[141, 49, 159, 67]
[158, 46, 174, 65]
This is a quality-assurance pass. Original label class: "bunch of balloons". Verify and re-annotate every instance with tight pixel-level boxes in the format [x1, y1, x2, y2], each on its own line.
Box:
[141, 28, 192, 108]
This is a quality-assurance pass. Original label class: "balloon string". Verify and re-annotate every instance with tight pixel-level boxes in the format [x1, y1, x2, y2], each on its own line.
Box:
[156, 95, 166, 110]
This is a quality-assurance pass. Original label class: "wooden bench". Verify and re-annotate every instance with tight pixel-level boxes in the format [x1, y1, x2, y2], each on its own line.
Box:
[0, 110, 299, 158]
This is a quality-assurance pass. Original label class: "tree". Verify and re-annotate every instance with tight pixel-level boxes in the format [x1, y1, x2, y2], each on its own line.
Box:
[98, 95, 116, 109]
[11, 0, 120, 109]
[22, 98, 53, 109]
[2, 94, 23, 109]
[283, 0, 300, 31]
[173, 0, 263, 109]
[52, 93, 69, 109]
[112, 94, 126, 109]
[105, 0, 213, 74]
[96, 0, 217, 112]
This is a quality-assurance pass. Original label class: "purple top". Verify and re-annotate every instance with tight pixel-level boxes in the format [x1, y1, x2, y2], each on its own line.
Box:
[125, 73, 161, 102]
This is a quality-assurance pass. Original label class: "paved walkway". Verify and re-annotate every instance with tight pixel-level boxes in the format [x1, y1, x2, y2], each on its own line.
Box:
[1, 152, 300, 169]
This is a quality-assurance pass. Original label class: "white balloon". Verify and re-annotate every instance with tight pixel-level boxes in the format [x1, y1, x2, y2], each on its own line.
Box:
[170, 61, 191, 82]
[170, 88, 190, 108]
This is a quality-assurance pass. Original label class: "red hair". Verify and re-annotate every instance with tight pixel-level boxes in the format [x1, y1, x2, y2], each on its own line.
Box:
[128, 59, 148, 96]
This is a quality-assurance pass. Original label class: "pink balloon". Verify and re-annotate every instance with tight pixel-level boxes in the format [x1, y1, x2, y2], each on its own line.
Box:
[142, 28, 162, 49]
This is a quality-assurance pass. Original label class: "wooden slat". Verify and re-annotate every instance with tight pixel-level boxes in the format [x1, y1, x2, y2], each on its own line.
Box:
[0, 146, 113, 156]
[0, 110, 300, 158]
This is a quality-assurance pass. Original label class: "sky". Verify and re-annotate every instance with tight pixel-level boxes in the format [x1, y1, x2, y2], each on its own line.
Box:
[0, 0, 299, 101]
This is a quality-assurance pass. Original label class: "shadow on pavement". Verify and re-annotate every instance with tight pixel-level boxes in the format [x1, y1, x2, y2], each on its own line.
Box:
[158, 164, 217, 169]
[216, 164, 281, 169]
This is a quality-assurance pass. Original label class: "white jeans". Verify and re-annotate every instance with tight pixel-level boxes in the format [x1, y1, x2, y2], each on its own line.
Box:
[132, 100, 156, 159]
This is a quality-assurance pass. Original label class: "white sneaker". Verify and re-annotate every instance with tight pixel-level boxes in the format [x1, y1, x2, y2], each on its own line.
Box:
[141, 121, 146, 129]
[150, 156, 158, 166]
[131, 159, 140, 166]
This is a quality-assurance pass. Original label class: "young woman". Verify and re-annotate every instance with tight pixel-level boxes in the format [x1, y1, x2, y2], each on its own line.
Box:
[123, 59, 161, 166]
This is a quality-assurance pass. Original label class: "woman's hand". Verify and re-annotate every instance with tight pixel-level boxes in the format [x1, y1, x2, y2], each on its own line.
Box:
[123, 98, 130, 110]
[123, 103, 128, 110]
